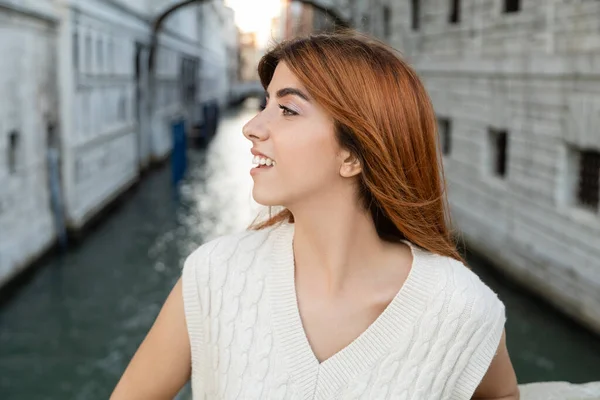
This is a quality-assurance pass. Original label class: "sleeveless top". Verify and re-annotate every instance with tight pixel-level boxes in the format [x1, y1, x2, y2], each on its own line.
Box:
[181, 222, 506, 399]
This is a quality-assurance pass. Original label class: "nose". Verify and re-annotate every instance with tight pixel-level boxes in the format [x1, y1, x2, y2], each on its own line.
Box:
[242, 113, 270, 142]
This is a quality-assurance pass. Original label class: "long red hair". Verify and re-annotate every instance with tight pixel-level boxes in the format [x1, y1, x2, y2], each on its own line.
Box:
[249, 31, 464, 263]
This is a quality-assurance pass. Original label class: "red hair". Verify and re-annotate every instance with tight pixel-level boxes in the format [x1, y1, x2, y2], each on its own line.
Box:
[249, 31, 464, 263]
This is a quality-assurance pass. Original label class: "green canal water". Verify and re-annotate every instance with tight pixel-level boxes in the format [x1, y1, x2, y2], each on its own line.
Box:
[1, 103, 599, 399]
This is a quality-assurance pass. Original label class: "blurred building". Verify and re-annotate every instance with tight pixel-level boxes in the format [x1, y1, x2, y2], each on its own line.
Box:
[221, 6, 241, 105]
[0, 0, 59, 283]
[270, 14, 283, 44]
[284, 1, 315, 37]
[0, 0, 238, 287]
[237, 5, 285, 83]
[239, 32, 261, 82]
[282, 0, 600, 335]
[280, 0, 344, 38]
[198, 0, 238, 108]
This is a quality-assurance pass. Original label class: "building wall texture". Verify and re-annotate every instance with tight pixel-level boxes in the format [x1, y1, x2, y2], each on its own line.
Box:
[198, 1, 235, 108]
[64, 1, 143, 228]
[0, 0, 238, 287]
[0, 2, 59, 285]
[335, 0, 600, 335]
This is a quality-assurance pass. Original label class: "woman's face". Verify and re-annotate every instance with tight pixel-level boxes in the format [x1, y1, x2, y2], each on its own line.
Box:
[243, 62, 346, 208]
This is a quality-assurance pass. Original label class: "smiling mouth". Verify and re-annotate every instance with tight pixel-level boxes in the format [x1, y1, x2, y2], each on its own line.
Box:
[252, 155, 276, 167]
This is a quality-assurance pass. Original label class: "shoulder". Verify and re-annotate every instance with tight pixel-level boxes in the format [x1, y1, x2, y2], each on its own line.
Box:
[432, 257, 508, 397]
[183, 226, 277, 276]
[442, 255, 500, 299]
[426, 252, 505, 325]
[180, 226, 280, 320]
[404, 248, 507, 397]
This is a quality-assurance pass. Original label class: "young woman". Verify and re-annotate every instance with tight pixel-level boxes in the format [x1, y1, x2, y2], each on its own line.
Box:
[112, 32, 519, 399]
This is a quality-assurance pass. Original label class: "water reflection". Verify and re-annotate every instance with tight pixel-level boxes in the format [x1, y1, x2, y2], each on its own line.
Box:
[179, 101, 263, 242]
[0, 101, 263, 399]
[467, 249, 600, 384]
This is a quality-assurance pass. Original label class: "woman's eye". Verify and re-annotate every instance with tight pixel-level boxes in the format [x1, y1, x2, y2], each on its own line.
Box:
[278, 105, 297, 116]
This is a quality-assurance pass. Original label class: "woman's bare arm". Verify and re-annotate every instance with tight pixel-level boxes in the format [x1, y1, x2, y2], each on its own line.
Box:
[110, 278, 191, 400]
[472, 329, 520, 400]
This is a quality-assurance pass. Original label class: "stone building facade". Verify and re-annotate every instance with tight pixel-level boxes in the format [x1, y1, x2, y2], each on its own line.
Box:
[0, 0, 59, 285]
[390, 0, 600, 336]
[198, 0, 238, 108]
[0, 0, 238, 287]
[239, 32, 261, 82]
[283, 0, 600, 335]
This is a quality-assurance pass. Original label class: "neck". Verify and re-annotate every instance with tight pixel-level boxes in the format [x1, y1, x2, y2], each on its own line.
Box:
[287, 187, 388, 293]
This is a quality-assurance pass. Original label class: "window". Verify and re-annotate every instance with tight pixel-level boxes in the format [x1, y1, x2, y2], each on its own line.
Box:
[450, 0, 460, 24]
[97, 37, 104, 73]
[108, 38, 114, 74]
[348, 0, 357, 22]
[411, 0, 420, 31]
[7, 130, 19, 174]
[135, 43, 142, 79]
[488, 128, 508, 178]
[362, 13, 370, 32]
[47, 121, 58, 149]
[83, 91, 91, 134]
[73, 30, 79, 71]
[85, 34, 92, 73]
[383, 6, 392, 39]
[504, 0, 520, 13]
[438, 117, 452, 156]
[576, 149, 600, 211]
[118, 91, 127, 121]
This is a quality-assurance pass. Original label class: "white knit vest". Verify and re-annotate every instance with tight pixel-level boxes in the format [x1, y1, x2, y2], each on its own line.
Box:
[182, 222, 506, 399]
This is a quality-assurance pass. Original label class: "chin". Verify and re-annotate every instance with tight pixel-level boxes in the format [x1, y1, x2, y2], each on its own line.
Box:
[252, 187, 284, 207]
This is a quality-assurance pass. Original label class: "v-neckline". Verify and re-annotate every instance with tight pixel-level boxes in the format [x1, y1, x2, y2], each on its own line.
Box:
[268, 222, 437, 399]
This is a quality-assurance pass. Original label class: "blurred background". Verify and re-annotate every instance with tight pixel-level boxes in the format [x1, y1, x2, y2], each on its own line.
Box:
[1, 0, 600, 399]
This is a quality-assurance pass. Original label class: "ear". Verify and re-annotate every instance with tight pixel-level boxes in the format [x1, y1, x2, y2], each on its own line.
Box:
[339, 149, 362, 178]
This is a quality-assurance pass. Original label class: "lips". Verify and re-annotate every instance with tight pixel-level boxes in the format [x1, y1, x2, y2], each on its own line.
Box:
[250, 148, 274, 160]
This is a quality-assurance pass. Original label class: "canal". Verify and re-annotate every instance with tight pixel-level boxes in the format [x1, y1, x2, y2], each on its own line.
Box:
[1, 101, 599, 399]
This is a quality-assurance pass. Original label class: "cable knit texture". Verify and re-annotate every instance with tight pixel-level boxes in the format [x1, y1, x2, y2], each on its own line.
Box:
[181, 222, 506, 400]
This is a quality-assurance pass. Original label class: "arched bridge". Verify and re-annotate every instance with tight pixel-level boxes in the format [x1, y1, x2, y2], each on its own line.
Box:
[149, 0, 350, 72]
[229, 81, 265, 106]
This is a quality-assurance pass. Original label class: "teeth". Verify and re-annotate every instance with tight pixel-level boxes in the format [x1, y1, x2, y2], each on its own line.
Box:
[252, 155, 276, 167]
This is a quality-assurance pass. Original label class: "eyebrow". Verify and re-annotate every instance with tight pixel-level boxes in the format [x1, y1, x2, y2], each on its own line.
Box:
[265, 87, 311, 102]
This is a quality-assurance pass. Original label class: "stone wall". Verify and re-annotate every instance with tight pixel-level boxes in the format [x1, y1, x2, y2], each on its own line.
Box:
[0, 0, 237, 286]
[519, 381, 600, 399]
[377, 0, 600, 335]
[59, 0, 206, 229]
[0, 3, 59, 285]
[63, 1, 142, 228]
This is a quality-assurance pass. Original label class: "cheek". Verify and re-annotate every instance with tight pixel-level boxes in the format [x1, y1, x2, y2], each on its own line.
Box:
[278, 135, 339, 183]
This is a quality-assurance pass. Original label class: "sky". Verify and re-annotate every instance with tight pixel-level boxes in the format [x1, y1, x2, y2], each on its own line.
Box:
[225, 0, 282, 46]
